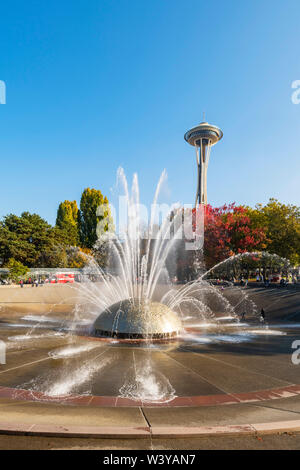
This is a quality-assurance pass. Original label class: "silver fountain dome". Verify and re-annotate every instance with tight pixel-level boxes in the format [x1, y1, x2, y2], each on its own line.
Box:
[92, 298, 182, 339]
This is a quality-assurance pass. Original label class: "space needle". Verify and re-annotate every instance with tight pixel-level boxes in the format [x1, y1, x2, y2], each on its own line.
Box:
[184, 120, 223, 206]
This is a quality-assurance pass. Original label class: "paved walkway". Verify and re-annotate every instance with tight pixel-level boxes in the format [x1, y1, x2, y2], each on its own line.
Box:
[0, 285, 300, 448]
[0, 394, 300, 439]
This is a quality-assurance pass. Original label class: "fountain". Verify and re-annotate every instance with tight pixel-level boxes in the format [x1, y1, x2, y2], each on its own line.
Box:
[0, 168, 293, 405]
[75, 167, 241, 341]
[92, 299, 182, 339]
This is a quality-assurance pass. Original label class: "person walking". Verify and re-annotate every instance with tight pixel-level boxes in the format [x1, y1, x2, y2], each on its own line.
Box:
[260, 308, 266, 322]
[241, 311, 246, 321]
[20, 279, 24, 288]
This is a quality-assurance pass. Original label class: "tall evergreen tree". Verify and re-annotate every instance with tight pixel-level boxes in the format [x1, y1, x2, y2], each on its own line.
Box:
[78, 188, 105, 249]
[56, 200, 79, 246]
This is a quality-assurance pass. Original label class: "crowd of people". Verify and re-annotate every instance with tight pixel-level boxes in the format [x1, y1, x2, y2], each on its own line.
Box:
[19, 278, 41, 288]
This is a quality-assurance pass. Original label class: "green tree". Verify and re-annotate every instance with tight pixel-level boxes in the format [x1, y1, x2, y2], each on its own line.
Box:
[0, 212, 72, 268]
[5, 258, 29, 281]
[66, 246, 91, 268]
[0, 212, 53, 266]
[78, 188, 113, 249]
[247, 199, 300, 265]
[56, 200, 79, 246]
[0, 225, 34, 266]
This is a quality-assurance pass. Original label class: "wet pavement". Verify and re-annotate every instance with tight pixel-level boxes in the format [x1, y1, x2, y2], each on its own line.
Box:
[0, 285, 299, 448]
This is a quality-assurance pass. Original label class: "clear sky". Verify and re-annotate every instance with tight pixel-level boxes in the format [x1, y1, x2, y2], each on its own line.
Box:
[0, 0, 300, 225]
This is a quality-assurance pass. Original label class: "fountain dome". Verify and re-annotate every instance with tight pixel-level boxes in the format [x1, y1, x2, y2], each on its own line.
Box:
[92, 298, 182, 339]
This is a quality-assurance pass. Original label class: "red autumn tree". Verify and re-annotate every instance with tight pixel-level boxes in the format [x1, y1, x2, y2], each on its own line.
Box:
[193, 204, 267, 269]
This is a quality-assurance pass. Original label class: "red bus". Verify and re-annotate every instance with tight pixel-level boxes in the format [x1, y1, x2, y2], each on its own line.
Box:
[50, 273, 75, 284]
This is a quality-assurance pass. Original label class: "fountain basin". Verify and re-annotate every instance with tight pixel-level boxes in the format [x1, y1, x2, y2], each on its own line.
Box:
[92, 298, 182, 339]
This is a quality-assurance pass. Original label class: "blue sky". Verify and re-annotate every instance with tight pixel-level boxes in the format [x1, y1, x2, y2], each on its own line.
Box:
[0, 0, 300, 224]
